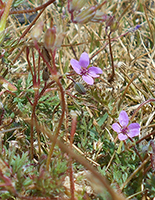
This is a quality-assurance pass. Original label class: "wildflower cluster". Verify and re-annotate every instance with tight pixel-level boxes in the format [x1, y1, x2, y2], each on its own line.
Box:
[0, 0, 154, 199]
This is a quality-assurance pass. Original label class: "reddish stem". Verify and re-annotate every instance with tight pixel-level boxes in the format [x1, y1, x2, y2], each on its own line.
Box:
[69, 113, 77, 200]
[107, 33, 115, 82]
[46, 79, 66, 171]
[26, 47, 34, 77]
[34, 41, 54, 75]
[10, 0, 56, 14]
[130, 99, 155, 122]
[32, 48, 36, 84]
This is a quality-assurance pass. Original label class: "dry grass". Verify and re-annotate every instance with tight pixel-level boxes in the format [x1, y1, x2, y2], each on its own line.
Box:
[0, 0, 155, 199]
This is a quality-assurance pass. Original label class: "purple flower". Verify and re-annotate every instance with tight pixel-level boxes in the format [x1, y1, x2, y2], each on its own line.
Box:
[112, 111, 140, 141]
[129, 24, 141, 33]
[70, 52, 103, 85]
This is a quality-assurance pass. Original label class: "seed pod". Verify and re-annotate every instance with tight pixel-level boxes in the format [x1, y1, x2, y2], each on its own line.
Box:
[42, 67, 49, 81]
[31, 21, 43, 41]
[74, 82, 86, 94]
[74, 6, 96, 24]
[44, 27, 56, 50]
[42, 47, 51, 63]
[70, 0, 86, 12]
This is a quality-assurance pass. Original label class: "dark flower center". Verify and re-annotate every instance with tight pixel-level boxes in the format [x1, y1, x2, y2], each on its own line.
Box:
[121, 127, 129, 134]
[80, 67, 88, 75]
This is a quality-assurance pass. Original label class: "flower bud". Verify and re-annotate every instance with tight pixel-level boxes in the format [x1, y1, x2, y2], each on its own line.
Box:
[44, 26, 56, 50]
[106, 15, 115, 28]
[42, 67, 49, 81]
[54, 32, 66, 48]
[74, 6, 96, 24]
[106, 15, 119, 33]
[74, 82, 86, 94]
[31, 21, 43, 41]
[90, 11, 109, 23]
[70, 0, 86, 12]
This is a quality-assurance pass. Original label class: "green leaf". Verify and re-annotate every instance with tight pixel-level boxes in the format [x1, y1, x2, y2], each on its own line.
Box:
[97, 112, 108, 126]
[117, 141, 123, 154]
[13, 0, 25, 7]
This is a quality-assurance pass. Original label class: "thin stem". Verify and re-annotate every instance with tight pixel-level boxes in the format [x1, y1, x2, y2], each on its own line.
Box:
[18, 8, 45, 44]
[30, 86, 39, 159]
[42, 125, 126, 200]
[12, 45, 26, 64]
[107, 33, 115, 82]
[30, 113, 34, 159]
[10, 0, 55, 14]
[26, 47, 40, 159]
[38, 53, 41, 85]
[32, 48, 37, 86]
[129, 131, 155, 149]
[0, 105, 4, 125]
[38, 81, 55, 99]
[130, 99, 155, 122]
[69, 113, 77, 200]
[34, 113, 41, 156]
[128, 137, 143, 162]
[26, 47, 34, 77]
[120, 156, 150, 191]
[118, 74, 137, 110]
[90, 27, 137, 61]
[34, 41, 54, 75]
[46, 79, 66, 171]
[69, 159, 75, 200]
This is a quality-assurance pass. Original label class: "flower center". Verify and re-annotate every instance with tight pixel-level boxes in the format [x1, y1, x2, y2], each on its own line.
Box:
[121, 127, 129, 135]
[80, 67, 88, 75]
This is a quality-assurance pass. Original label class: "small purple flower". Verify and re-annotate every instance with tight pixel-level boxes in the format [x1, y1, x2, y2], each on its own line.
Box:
[129, 24, 141, 33]
[112, 111, 140, 141]
[70, 52, 103, 85]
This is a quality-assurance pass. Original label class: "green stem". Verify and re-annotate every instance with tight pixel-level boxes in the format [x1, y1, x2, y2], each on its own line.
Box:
[0, 0, 13, 31]
[0, 0, 13, 44]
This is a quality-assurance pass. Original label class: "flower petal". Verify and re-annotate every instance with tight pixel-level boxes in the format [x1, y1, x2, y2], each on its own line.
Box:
[118, 133, 128, 141]
[79, 52, 89, 68]
[88, 66, 103, 75]
[70, 59, 81, 75]
[127, 129, 140, 138]
[88, 67, 102, 78]
[127, 123, 140, 138]
[128, 123, 140, 130]
[112, 123, 121, 133]
[82, 75, 94, 85]
[119, 111, 129, 127]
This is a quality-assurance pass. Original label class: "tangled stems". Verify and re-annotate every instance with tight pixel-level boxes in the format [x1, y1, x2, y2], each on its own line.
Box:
[26, 46, 41, 159]
[46, 78, 66, 171]
[42, 124, 126, 200]
[130, 98, 155, 122]
[125, 98, 155, 162]
[10, 0, 56, 14]
[27, 41, 66, 160]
